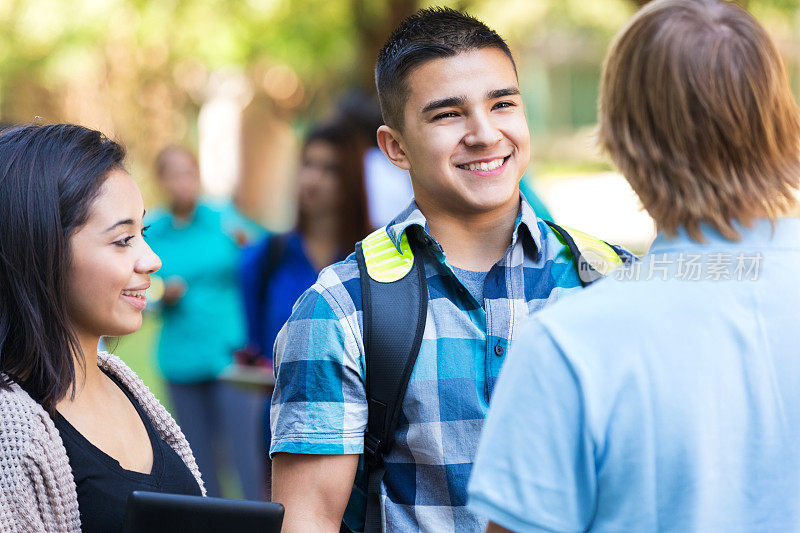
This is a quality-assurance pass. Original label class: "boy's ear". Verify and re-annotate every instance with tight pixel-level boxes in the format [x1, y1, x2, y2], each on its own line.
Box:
[377, 125, 412, 171]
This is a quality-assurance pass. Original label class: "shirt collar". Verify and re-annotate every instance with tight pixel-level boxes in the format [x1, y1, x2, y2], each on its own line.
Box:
[385, 200, 428, 251]
[649, 217, 800, 254]
[514, 192, 543, 252]
[383, 193, 543, 255]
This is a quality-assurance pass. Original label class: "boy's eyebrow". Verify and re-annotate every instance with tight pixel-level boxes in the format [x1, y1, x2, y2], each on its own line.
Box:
[421, 88, 520, 115]
[488, 87, 520, 99]
[421, 96, 467, 114]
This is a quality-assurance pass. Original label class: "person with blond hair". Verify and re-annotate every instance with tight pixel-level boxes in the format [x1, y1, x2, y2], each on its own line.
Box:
[468, 0, 800, 531]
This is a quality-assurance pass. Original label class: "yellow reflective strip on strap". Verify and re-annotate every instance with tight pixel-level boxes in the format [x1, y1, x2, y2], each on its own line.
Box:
[362, 227, 414, 282]
[562, 225, 623, 276]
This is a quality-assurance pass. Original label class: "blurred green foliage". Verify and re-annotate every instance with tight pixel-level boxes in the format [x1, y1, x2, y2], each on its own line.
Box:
[2, 0, 795, 120]
[0, 0, 797, 174]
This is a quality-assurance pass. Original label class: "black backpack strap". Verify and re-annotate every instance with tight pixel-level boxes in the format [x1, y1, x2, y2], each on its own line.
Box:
[545, 220, 628, 287]
[355, 228, 428, 533]
[252, 233, 288, 353]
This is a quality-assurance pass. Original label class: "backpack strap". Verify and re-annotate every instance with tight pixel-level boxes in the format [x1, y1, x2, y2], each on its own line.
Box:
[355, 226, 428, 533]
[252, 234, 289, 354]
[545, 221, 627, 287]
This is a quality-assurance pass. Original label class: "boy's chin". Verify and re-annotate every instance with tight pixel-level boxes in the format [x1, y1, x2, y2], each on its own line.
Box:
[461, 189, 521, 214]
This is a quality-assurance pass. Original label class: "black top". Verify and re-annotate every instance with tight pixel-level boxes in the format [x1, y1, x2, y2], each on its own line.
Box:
[53, 370, 202, 532]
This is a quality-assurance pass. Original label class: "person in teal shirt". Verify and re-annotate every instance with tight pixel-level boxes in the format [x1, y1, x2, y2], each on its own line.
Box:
[148, 202, 245, 381]
[146, 145, 264, 500]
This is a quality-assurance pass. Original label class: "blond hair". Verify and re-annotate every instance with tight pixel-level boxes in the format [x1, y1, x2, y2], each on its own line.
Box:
[599, 0, 800, 241]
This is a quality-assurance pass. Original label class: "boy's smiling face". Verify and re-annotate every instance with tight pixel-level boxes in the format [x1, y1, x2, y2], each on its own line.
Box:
[380, 47, 530, 218]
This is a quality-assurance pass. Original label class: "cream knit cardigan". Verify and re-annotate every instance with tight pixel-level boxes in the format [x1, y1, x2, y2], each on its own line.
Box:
[0, 351, 206, 532]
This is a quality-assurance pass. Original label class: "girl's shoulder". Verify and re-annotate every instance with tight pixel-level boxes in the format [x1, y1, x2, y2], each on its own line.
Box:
[0, 379, 81, 531]
[0, 380, 56, 456]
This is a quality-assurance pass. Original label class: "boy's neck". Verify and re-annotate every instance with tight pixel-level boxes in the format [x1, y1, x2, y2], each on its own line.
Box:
[421, 194, 520, 272]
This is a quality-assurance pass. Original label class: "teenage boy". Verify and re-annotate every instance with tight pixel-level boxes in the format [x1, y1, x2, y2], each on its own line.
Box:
[468, 0, 800, 531]
[270, 7, 626, 532]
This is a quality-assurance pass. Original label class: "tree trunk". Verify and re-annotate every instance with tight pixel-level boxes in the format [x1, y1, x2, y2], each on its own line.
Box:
[352, 0, 420, 92]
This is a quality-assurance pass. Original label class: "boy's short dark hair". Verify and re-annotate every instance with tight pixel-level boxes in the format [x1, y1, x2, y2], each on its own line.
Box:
[375, 6, 516, 130]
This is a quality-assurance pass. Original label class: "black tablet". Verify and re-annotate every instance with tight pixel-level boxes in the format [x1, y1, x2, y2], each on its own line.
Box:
[123, 491, 284, 533]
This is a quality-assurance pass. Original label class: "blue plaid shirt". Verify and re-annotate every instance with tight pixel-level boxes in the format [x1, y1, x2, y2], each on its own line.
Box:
[270, 197, 587, 532]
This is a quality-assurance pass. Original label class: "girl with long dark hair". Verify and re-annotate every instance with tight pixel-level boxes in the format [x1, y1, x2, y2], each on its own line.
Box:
[0, 124, 204, 531]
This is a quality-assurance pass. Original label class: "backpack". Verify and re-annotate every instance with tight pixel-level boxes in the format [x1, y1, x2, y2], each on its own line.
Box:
[353, 221, 630, 533]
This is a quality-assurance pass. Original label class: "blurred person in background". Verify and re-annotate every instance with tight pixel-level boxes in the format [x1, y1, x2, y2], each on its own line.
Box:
[335, 92, 415, 228]
[238, 120, 372, 495]
[468, 0, 800, 531]
[0, 124, 204, 532]
[145, 145, 263, 500]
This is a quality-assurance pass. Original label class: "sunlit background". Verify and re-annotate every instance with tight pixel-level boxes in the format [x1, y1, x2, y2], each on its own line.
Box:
[3, 0, 798, 419]
[4, 0, 798, 239]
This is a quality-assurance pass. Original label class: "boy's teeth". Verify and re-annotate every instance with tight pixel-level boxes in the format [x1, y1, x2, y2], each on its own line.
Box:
[459, 157, 505, 171]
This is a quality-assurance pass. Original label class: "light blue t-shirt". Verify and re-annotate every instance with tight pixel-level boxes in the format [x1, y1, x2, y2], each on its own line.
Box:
[468, 218, 800, 532]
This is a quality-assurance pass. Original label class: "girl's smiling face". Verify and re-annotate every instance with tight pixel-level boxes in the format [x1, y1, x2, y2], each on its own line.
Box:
[66, 168, 161, 341]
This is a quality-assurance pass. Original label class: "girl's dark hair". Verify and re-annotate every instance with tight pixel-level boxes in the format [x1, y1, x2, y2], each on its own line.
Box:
[296, 121, 372, 253]
[0, 123, 125, 412]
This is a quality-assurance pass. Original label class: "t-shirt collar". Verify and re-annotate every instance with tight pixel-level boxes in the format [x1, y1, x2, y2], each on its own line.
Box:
[649, 217, 800, 254]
